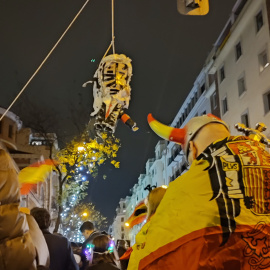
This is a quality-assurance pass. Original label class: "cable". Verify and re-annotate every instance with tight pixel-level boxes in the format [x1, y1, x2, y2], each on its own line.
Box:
[111, 0, 115, 54]
[0, 0, 90, 122]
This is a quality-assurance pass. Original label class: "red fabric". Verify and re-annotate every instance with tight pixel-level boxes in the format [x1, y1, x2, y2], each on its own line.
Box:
[139, 224, 270, 270]
[129, 214, 147, 228]
[20, 183, 37, 195]
[126, 200, 147, 228]
[120, 247, 133, 260]
[121, 114, 130, 123]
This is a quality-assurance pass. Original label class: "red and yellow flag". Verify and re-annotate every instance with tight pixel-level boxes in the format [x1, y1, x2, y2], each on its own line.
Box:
[132, 138, 270, 270]
[126, 201, 147, 229]
[19, 159, 57, 195]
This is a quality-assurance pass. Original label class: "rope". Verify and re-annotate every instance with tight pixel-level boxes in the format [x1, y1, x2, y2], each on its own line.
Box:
[102, 42, 113, 59]
[0, 0, 90, 122]
[111, 0, 115, 54]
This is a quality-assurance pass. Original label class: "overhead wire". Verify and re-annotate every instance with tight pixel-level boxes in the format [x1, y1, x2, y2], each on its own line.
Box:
[0, 0, 91, 122]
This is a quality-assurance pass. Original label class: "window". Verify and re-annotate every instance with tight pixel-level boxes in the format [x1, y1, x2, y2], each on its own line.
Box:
[235, 42, 242, 60]
[8, 125, 13, 138]
[200, 83, 205, 94]
[256, 10, 263, 32]
[211, 92, 217, 109]
[185, 108, 188, 118]
[241, 111, 249, 128]
[192, 96, 195, 107]
[121, 217, 124, 222]
[263, 91, 270, 113]
[123, 203, 126, 209]
[259, 50, 269, 72]
[121, 226, 124, 232]
[222, 96, 228, 115]
[194, 91, 198, 102]
[121, 233, 125, 240]
[220, 66, 225, 83]
[238, 76, 246, 96]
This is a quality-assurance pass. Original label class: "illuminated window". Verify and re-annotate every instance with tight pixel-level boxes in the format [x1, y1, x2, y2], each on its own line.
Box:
[258, 50, 269, 72]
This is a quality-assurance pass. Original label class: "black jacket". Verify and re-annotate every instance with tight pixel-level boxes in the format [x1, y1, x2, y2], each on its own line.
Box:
[42, 230, 79, 270]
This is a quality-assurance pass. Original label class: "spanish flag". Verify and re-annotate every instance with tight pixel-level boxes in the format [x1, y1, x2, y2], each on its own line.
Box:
[134, 137, 270, 270]
[19, 159, 56, 195]
[126, 201, 147, 229]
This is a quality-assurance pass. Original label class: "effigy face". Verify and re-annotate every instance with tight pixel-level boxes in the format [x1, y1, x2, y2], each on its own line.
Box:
[102, 61, 129, 95]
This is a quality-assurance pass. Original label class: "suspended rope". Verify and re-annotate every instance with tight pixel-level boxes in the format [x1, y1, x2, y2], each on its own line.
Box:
[0, 0, 90, 122]
[111, 0, 116, 54]
[103, 0, 116, 59]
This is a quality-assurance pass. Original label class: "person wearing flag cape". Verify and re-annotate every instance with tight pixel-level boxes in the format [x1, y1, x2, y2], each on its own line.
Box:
[130, 113, 270, 270]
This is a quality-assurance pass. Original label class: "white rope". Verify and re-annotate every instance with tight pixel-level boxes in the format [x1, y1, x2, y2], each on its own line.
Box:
[111, 0, 115, 54]
[0, 0, 90, 122]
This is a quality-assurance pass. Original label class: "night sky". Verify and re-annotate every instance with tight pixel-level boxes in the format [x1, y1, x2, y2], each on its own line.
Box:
[0, 0, 237, 225]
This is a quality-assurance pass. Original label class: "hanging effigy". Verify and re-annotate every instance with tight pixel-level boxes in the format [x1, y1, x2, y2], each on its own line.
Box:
[83, 0, 138, 137]
[84, 54, 138, 136]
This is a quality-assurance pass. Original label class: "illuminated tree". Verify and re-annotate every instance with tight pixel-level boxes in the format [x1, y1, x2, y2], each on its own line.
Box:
[53, 130, 120, 232]
[61, 202, 107, 242]
[15, 96, 120, 232]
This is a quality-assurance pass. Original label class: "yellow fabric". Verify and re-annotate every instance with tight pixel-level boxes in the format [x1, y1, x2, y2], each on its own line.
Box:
[128, 221, 151, 270]
[18, 164, 52, 184]
[137, 155, 270, 267]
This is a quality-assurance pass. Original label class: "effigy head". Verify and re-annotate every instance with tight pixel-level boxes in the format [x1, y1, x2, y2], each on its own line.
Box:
[97, 54, 132, 95]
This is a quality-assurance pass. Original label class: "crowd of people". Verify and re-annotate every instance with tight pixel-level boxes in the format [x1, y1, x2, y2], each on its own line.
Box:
[1, 114, 270, 270]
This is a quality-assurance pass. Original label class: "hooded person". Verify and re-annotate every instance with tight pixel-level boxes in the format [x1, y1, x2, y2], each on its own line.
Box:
[134, 113, 270, 270]
[0, 149, 37, 270]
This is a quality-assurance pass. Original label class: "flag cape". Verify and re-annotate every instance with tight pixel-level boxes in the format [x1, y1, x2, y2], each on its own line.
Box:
[134, 137, 270, 270]
[127, 221, 151, 270]
[126, 201, 147, 228]
[19, 159, 57, 195]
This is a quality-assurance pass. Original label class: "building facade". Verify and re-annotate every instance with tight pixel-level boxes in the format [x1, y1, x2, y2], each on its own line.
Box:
[0, 107, 59, 229]
[112, 0, 270, 244]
